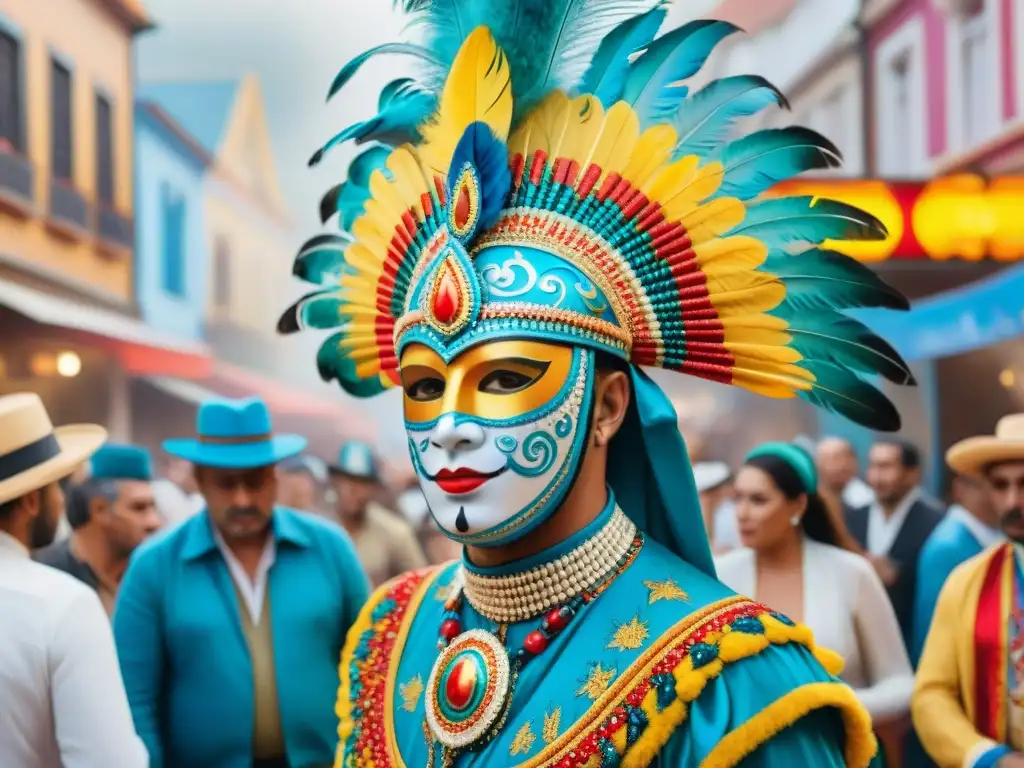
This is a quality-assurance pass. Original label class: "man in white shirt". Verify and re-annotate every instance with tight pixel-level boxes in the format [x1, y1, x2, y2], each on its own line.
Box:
[0, 392, 147, 768]
[846, 439, 944, 651]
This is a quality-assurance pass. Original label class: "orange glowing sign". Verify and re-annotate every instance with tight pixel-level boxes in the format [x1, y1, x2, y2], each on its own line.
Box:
[765, 175, 1024, 261]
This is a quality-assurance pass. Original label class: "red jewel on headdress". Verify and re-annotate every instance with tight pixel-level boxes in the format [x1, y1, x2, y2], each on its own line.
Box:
[546, 607, 570, 631]
[432, 263, 462, 325]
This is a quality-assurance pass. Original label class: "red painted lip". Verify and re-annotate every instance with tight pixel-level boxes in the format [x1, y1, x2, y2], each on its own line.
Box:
[433, 467, 505, 495]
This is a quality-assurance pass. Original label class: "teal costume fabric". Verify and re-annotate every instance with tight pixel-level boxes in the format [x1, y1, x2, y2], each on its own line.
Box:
[912, 513, 1000, 664]
[356, 496, 882, 767]
[113, 508, 369, 768]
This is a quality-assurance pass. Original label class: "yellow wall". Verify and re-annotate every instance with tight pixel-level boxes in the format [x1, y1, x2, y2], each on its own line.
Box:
[205, 75, 295, 334]
[0, 0, 137, 302]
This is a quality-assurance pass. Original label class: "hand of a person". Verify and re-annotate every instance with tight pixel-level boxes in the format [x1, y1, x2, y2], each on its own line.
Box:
[997, 751, 1024, 767]
[868, 555, 899, 586]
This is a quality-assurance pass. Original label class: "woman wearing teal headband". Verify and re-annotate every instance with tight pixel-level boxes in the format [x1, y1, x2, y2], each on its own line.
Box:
[717, 442, 914, 766]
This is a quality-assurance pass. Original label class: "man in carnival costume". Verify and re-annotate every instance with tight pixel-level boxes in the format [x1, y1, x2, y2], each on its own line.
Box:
[280, 2, 915, 765]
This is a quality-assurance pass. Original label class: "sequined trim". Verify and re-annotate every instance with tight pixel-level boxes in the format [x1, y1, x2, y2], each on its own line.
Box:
[336, 568, 438, 768]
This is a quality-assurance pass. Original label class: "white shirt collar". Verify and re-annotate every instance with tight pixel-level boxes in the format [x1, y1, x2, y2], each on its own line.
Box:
[866, 486, 921, 556]
[0, 530, 28, 558]
[211, 524, 276, 624]
[947, 504, 1003, 549]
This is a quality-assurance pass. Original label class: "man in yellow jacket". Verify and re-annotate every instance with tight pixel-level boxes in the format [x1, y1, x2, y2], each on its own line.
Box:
[913, 414, 1024, 768]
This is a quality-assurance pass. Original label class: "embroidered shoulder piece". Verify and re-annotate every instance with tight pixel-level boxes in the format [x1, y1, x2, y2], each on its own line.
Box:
[522, 597, 875, 768]
[335, 566, 437, 768]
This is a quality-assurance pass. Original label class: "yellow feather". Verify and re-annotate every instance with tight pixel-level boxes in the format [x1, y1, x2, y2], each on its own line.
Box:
[507, 117, 533, 163]
[703, 275, 785, 314]
[355, 359, 386, 378]
[729, 370, 803, 398]
[644, 155, 700, 200]
[342, 244, 385, 277]
[723, 342, 803, 365]
[679, 198, 746, 244]
[623, 125, 677, 187]
[693, 236, 768, 274]
[576, 102, 639, 187]
[527, 91, 571, 158]
[657, 163, 727, 222]
[368, 169, 410, 222]
[385, 147, 432, 210]
[560, 95, 605, 162]
[419, 27, 514, 175]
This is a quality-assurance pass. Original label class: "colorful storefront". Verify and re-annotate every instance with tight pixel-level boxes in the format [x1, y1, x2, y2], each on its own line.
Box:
[770, 176, 1024, 489]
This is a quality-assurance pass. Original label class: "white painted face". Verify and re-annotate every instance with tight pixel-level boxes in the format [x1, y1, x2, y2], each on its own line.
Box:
[401, 341, 594, 546]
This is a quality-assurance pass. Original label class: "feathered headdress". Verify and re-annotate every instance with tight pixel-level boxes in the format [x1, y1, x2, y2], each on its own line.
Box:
[279, 0, 913, 432]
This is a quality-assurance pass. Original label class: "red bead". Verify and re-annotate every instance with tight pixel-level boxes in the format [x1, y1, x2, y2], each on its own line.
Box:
[546, 607, 570, 631]
[440, 618, 462, 640]
[523, 630, 549, 655]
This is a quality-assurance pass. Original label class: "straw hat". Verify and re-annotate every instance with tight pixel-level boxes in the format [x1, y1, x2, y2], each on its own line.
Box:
[0, 393, 107, 505]
[947, 414, 1024, 478]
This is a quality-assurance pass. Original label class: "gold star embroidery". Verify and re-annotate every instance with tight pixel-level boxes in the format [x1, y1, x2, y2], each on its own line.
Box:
[398, 675, 423, 713]
[644, 578, 689, 604]
[607, 615, 650, 651]
[577, 663, 617, 700]
[542, 708, 561, 743]
[510, 721, 536, 756]
[434, 581, 454, 602]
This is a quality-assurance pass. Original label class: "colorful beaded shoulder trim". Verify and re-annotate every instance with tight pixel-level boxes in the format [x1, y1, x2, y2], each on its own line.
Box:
[335, 567, 436, 768]
[518, 597, 876, 768]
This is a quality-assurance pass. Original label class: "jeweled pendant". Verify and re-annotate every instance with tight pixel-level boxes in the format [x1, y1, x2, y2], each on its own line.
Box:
[426, 629, 511, 751]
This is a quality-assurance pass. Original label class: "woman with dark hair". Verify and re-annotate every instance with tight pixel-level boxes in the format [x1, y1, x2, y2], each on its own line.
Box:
[715, 442, 914, 735]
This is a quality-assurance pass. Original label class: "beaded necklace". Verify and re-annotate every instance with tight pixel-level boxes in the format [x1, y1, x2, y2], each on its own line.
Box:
[423, 511, 642, 763]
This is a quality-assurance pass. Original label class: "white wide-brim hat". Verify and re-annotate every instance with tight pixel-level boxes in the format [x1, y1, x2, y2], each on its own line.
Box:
[947, 413, 1024, 478]
[0, 393, 107, 505]
[693, 461, 732, 493]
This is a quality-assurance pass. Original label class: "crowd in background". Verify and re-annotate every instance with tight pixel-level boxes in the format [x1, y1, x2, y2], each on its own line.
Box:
[2, 387, 1021, 768]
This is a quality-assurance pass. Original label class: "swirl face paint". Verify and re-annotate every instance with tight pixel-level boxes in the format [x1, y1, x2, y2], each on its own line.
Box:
[401, 340, 594, 546]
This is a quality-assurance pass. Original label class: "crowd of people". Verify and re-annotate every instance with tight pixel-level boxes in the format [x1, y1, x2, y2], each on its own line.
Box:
[694, 425, 1019, 767]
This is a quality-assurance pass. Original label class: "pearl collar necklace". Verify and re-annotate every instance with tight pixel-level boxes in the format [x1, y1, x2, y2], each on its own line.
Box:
[459, 506, 638, 623]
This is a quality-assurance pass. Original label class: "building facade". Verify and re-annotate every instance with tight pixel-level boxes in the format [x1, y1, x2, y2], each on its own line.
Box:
[135, 75, 374, 454]
[134, 98, 210, 342]
[0, 0, 210, 443]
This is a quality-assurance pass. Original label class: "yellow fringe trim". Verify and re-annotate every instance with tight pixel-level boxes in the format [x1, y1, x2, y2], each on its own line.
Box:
[621, 614, 854, 768]
[699, 681, 877, 768]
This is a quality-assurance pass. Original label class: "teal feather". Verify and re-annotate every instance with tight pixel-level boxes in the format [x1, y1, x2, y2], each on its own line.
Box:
[773, 304, 915, 386]
[797, 362, 902, 432]
[622, 20, 739, 127]
[728, 196, 887, 249]
[292, 237, 353, 286]
[712, 127, 842, 201]
[764, 248, 909, 312]
[316, 332, 391, 398]
[308, 90, 435, 166]
[672, 75, 787, 159]
[276, 290, 345, 334]
[446, 122, 512, 240]
[319, 146, 392, 225]
[399, 0, 654, 121]
[327, 44, 444, 102]
[576, 6, 666, 105]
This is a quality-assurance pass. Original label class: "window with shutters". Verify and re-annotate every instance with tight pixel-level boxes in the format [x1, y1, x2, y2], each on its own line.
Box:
[0, 30, 22, 152]
[161, 184, 187, 297]
[50, 59, 73, 181]
[95, 92, 114, 205]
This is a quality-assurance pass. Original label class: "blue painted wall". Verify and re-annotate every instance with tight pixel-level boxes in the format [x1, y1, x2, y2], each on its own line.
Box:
[134, 102, 209, 341]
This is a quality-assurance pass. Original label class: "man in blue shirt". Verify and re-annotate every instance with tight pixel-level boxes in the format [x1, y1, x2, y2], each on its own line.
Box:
[113, 397, 370, 768]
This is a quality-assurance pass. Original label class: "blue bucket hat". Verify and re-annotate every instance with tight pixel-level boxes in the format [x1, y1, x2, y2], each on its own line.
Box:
[163, 397, 307, 469]
[90, 443, 153, 481]
[329, 440, 379, 482]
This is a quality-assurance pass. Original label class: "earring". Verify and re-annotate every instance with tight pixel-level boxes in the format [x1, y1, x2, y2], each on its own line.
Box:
[790, 514, 801, 527]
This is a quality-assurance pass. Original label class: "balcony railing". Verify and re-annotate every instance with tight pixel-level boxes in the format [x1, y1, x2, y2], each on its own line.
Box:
[0, 148, 34, 212]
[48, 178, 89, 234]
[97, 206, 134, 251]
